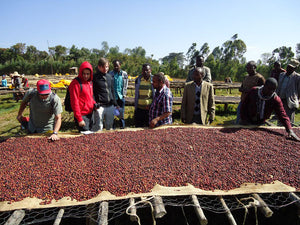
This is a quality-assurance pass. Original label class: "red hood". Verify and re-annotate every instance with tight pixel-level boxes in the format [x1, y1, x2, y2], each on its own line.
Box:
[78, 61, 93, 81]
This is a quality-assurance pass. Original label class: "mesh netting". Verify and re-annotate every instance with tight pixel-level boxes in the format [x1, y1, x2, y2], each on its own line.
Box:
[1, 192, 299, 224]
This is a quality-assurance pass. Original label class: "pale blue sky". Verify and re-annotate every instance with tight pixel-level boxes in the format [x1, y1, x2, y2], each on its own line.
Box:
[1, 0, 299, 62]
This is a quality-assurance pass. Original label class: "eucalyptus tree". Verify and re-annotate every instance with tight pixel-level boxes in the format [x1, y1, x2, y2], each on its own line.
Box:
[271, 46, 295, 67]
[101, 41, 109, 56]
[0, 48, 13, 64]
[296, 43, 300, 59]
[108, 46, 120, 55]
[211, 47, 222, 60]
[48, 45, 67, 61]
[130, 46, 146, 58]
[186, 42, 211, 67]
[25, 45, 39, 62]
[79, 47, 91, 60]
[160, 52, 185, 68]
[11, 43, 26, 56]
[260, 53, 272, 65]
[220, 34, 246, 63]
[199, 43, 210, 58]
[68, 45, 80, 61]
[186, 42, 197, 66]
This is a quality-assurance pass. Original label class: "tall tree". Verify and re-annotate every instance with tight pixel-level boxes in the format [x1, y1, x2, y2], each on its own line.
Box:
[160, 52, 185, 68]
[186, 43, 197, 66]
[68, 45, 80, 61]
[79, 47, 91, 59]
[221, 34, 246, 62]
[296, 43, 300, 59]
[11, 43, 26, 55]
[130, 46, 146, 58]
[101, 41, 109, 56]
[272, 46, 295, 66]
[211, 47, 222, 60]
[199, 43, 210, 58]
[25, 45, 39, 62]
[109, 46, 120, 55]
[260, 53, 272, 65]
[0, 48, 13, 64]
[49, 45, 67, 60]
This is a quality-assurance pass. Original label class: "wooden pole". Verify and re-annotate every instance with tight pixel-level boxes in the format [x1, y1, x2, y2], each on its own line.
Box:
[153, 196, 167, 218]
[5, 210, 25, 225]
[287, 192, 300, 207]
[53, 208, 64, 225]
[98, 201, 109, 225]
[220, 197, 237, 225]
[287, 192, 300, 217]
[191, 195, 208, 225]
[128, 198, 138, 222]
[252, 194, 273, 218]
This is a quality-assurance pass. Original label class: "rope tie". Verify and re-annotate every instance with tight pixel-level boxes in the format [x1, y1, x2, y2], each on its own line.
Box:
[236, 197, 259, 225]
[126, 196, 156, 225]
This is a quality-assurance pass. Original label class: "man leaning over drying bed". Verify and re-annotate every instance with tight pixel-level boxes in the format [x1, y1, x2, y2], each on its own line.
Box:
[16, 79, 63, 141]
[240, 78, 300, 141]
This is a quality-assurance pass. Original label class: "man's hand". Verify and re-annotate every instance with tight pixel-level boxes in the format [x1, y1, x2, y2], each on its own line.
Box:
[79, 120, 86, 127]
[149, 118, 159, 128]
[288, 130, 300, 141]
[48, 133, 60, 141]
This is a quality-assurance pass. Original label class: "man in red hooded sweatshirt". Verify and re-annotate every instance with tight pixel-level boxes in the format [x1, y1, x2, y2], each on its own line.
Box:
[69, 61, 100, 133]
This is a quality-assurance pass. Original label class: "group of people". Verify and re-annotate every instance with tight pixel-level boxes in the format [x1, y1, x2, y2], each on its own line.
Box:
[16, 58, 173, 141]
[1, 71, 29, 89]
[15, 56, 300, 141]
[1, 72, 29, 101]
[237, 59, 300, 140]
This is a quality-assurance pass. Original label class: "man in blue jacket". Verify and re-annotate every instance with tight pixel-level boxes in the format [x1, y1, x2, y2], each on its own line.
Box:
[109, 60, 128, 129]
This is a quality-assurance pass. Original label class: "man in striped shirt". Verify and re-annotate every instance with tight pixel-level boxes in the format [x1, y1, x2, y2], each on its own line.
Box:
[134, 63, 154, 127]
[149, 72, 173, 128]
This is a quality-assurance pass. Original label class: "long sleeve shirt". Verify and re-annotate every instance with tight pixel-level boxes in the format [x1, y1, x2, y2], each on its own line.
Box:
[241, 87, 291, 132]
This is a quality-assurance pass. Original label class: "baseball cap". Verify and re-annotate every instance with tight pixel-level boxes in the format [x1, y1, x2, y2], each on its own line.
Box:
[37, 79, 51, 95]
[288, 58, 300, 68]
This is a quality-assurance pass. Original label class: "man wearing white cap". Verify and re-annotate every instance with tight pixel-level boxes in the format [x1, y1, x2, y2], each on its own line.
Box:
[277, 59, 300, 124]
[16, 79, 63, 141]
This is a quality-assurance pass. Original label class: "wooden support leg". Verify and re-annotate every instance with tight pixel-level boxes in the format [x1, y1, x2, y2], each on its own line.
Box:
[98, 201, 109, 225]
[252, 194, 273, 218]
[191, 195, 208, 225]
[153, 196, 167, 218]
[220, 197, 237, 225]
[128, 198, 138, 222]
[5, 209, 25, 225]
[53, 208, 64, 225]
[287, 192, 300, 217]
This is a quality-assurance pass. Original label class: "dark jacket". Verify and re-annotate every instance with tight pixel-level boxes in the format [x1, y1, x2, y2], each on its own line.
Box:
[93, 69, 117, 107]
